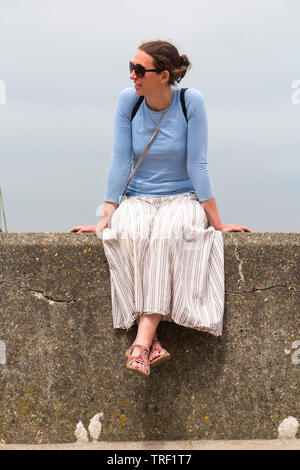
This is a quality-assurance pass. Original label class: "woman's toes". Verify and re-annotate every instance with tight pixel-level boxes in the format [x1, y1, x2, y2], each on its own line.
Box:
[152, 351, 159, 360]
[150, 342, 164, 360]
[133, 360, 142, 371]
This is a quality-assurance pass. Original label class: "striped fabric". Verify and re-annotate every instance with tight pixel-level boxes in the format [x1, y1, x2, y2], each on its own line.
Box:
[102, 192, 224, 336]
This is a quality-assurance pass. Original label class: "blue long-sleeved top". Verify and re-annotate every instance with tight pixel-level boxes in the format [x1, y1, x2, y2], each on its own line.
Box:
[104, 86, 215, 204]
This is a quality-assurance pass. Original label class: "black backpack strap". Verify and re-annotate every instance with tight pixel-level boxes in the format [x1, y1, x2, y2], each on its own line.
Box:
[131, 90, 188, 122]
[180, 88, 188, 123]
[131, 96, 144, 121]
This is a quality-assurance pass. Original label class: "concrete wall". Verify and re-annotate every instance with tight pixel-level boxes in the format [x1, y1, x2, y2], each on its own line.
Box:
[0, 233, 299, 444]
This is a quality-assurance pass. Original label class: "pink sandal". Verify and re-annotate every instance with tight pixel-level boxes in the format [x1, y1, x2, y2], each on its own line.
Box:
[125, 344, 150, 377]
[125, 340, 170, 368]
[149, 340, 171, 367]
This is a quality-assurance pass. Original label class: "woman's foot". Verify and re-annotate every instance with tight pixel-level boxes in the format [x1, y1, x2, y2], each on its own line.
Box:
[125, 344, 150, 376]
[125, 314, 163, 374]
[149, 339, 171, 367]
[125, 338, 170, 367]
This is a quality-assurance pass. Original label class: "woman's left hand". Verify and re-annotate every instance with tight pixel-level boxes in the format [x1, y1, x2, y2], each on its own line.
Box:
[217, 223, 253, 232]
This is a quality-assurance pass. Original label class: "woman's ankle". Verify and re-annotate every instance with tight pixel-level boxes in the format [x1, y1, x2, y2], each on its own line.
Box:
[133, 338, 152, 350]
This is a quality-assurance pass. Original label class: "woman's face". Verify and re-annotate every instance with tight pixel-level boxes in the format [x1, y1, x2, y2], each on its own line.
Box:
[130, 49, 168, 96]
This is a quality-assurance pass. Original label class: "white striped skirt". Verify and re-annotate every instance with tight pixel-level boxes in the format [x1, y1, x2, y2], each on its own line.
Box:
[102, 192, 225, 336]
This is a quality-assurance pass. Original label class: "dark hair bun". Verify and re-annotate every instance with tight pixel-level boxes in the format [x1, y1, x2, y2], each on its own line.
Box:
[177, 54, 191, 82]
[180, 54, 189, 67]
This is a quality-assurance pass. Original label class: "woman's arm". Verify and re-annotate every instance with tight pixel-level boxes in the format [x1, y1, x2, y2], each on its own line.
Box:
[186, 89, 215, 202]
[104, 88, 138, 205]
[200, 197, 252, 232]
[199, 197, 222, 229]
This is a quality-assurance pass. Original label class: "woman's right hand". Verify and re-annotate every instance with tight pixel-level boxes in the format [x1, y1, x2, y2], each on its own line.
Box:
[68, 202, 118, 234]
[97, 202, 118, 234]
[68, 215, 110, 234]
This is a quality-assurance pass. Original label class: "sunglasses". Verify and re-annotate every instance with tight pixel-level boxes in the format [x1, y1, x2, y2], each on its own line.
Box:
[129, 61, 161, 78]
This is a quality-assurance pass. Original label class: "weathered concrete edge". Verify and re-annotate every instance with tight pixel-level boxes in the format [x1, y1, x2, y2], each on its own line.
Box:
[1, 232, 299, 244]
[0, 439, 300, 450]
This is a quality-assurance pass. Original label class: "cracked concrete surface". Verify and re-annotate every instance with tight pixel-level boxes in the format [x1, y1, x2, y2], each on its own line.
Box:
[233, 237, 245, 286]
[0, 281, 78, 304]
[0, 232, 299, 444]
[1, 279, 297, 304]
[226, 283, 298, 294]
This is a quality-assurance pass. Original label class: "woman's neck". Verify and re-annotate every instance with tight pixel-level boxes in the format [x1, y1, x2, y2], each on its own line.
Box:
[145, 87, 174, 112]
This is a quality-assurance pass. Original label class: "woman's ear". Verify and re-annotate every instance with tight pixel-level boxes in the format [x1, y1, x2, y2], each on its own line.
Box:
[160, 70, 170, 83]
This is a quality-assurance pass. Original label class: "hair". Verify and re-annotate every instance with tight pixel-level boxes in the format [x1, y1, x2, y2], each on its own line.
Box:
[138, 40, 191, 85]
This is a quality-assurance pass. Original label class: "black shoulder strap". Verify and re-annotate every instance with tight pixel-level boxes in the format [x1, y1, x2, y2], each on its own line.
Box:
[180, 88, 188, 123]
[131, 89, 188, 122]
[131, 96, 144, 121]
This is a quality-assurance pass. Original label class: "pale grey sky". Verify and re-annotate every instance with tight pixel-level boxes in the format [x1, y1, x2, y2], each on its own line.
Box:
[0, 0, 299, 232]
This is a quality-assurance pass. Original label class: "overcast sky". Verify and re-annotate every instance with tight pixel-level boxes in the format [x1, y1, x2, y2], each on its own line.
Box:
[0, 0, 299, 233]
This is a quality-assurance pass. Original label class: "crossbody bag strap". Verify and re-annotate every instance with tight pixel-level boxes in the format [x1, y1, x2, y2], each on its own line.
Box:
[122, 98, 172, 197]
